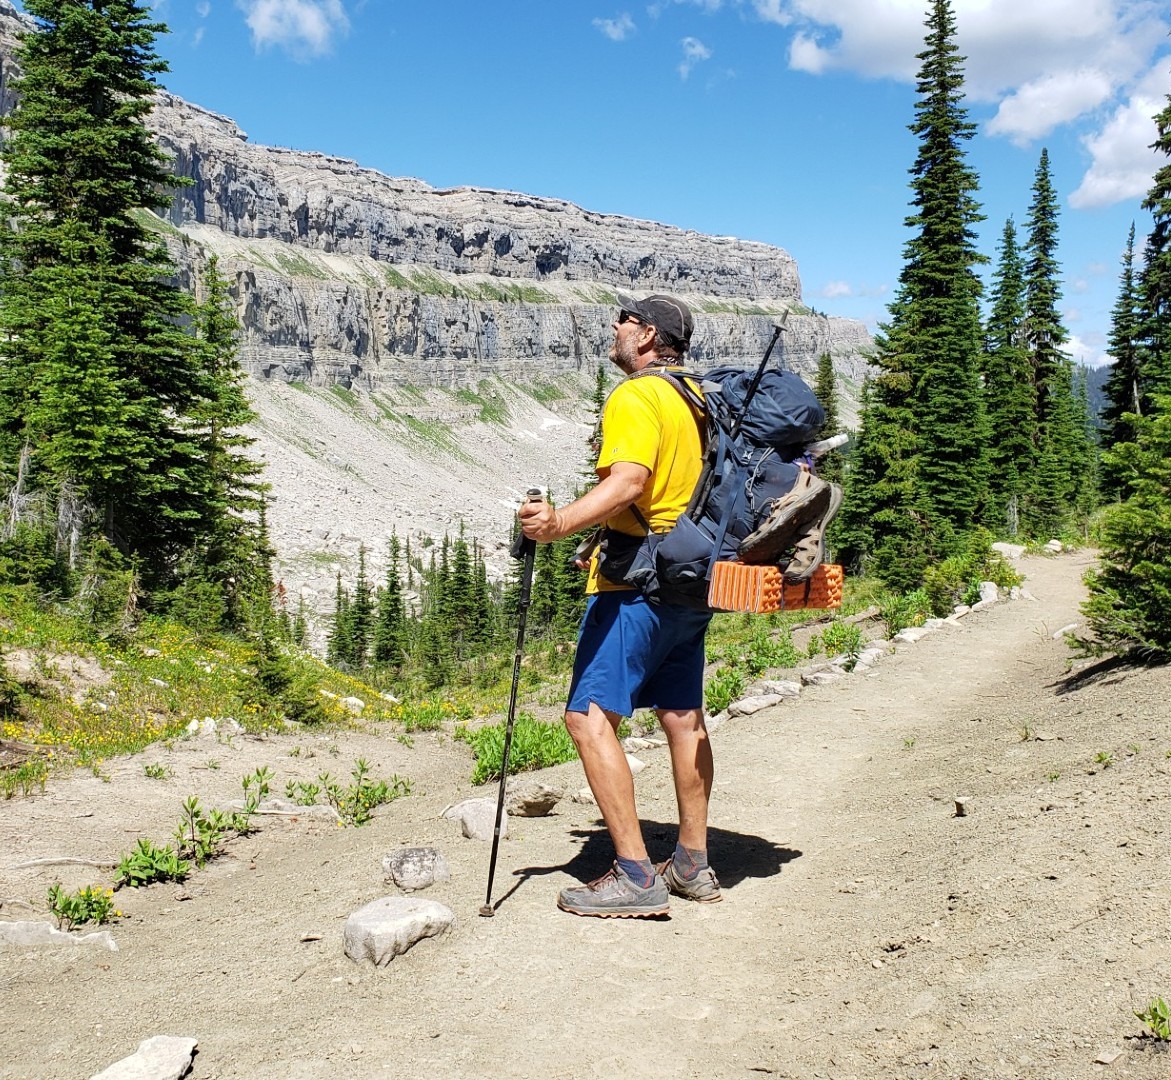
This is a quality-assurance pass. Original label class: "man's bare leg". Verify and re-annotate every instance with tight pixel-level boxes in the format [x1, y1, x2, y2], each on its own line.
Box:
[565, 703, 648, 861]
[657, 707, 713, 852]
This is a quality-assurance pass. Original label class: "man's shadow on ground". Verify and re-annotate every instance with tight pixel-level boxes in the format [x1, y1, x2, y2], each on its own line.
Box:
[497, 818, 801, 909]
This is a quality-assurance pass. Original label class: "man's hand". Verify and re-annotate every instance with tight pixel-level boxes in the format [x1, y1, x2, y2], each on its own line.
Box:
[519, 498, 563, 543]
[516, 461, 649, 544]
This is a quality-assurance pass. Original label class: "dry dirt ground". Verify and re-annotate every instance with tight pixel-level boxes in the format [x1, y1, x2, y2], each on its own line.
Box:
[2, 551, 1170, 1080]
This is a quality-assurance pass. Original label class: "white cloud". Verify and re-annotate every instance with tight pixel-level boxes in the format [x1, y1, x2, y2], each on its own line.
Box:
[594, 13, 636, 41]
[236, 0, 349, 56]
[649, 0, 724, 14]
[678, 36, 713, 79]
[740, 1, 1170, 208]
[820, 280, 854, 298]
[193, 26, 205, 46]
[1070, 60, 1167, 208]
[196, 1, 211, 15]
[986, 69, 1115, 145]
[1066, 331, 1112, 368]
[750, 0, 791, 26]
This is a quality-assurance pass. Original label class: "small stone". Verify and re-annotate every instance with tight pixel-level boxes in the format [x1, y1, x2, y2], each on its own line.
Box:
[1052, 622, 1078, 640]
[978, 581, 1000, 604]
[954, 797, 971, 817]
[505, 781, 564, 817]
[1093, 1050, 1122, 1065]
[382, 847, 451, 891]
[89, 1036, 198, 1080]
[340, 696, 366, 715]
[953, 604, 972, 617]
[343, 897, 454, 966]
[990, 542, 1026, 560]
[802, 670, 843, 687]
[728, 694, 783, 717]
[626, 754, 647, 775]
[753, 679, 802, 698]
[441, 798, 503, 842]
[1044, 539, 1064, 553]
[140, 648, 162, 658]
[571, 787, 597, 805]
[892, 627, 932, 644]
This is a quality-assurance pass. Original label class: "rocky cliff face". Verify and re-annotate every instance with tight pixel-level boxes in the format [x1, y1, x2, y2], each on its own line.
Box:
[149, 88, 871, 391]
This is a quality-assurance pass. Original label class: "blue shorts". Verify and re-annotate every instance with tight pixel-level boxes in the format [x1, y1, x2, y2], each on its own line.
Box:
[566, 591, 713, 717]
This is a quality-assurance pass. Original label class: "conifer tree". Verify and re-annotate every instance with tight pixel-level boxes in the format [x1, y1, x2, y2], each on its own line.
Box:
[0, 1, 218, 583]
[372, 534, 406, 668]
[1021, 148, 1097, 533]
[982, 218, 1036, 534]
[349, 545, 374, 666]
[841, 0, 988, 585]
[1101, 224, 1145, 467]
[1082, 88, 1171, 656]
[812, 353, 843, 488]
[1138, 91, 1171, 398]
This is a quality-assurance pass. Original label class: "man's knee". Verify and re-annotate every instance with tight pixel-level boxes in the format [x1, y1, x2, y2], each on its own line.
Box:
[565, 705, 620, 744]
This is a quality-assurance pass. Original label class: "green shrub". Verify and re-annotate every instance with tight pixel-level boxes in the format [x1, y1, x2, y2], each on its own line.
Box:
[115, 838, 189, 888]
[317, 759, 412, 825]
[821, 621, 865, 667]
[878, 588, 933, 637]
[457, 712, 578, 785]
[705, 666, 746, 715]
[46, 883, 120, 930]
[1136, 997, 1171, 1040]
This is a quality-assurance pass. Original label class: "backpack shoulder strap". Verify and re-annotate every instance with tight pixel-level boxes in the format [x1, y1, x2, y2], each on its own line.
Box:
[623, 366, 708, 433]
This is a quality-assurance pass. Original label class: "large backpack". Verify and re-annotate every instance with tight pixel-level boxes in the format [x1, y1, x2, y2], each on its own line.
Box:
[596, 363, 835, 610]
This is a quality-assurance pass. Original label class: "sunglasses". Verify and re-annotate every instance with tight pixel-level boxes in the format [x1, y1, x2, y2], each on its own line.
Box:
[618, 310, 647, 326]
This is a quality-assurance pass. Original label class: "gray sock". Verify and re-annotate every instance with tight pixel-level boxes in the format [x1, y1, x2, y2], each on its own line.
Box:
[673, 843, 709, 880]
[616, 855, 655, 888]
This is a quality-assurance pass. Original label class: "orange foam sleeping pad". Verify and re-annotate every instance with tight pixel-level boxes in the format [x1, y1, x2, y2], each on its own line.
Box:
[707, 562, 844, 613]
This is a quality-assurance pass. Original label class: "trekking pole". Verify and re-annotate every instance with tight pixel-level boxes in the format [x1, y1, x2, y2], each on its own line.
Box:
[479, 487, 543, 918]
[728, 309, 789, 441]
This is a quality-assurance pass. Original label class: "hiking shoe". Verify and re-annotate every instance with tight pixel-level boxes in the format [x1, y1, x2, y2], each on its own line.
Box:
[737, 470, 831, 566]
[557, 863, 670, 918]
[656, 859, 723, 904]
[782, 480, 843, 584]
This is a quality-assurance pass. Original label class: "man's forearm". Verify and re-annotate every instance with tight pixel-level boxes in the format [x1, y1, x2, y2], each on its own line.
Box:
[535, 466, 648, 542]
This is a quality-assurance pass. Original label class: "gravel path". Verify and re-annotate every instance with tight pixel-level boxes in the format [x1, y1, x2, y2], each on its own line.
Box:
[2, 551, 1170, 1080]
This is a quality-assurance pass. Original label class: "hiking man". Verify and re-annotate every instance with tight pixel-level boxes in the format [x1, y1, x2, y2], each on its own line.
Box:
[518, 293, 721, 917]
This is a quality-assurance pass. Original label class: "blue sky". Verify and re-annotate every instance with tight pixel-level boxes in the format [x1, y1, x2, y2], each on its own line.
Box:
[41, 1, 1171, 366]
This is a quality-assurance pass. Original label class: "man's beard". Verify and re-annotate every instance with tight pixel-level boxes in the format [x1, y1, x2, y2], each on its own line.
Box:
[609, 334, 639, 374]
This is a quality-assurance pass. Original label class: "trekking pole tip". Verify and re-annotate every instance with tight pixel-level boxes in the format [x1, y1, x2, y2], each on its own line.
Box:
[478, 904, 496, 918]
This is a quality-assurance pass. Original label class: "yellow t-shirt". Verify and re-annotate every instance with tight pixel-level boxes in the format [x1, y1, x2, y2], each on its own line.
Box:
[588, 369, 705, 593]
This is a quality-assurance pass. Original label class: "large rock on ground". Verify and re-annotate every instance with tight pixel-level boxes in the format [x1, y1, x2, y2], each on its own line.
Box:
[343, 897, 455, 966]
[442, 797, 505, 841]
[382, 847, 451, 892]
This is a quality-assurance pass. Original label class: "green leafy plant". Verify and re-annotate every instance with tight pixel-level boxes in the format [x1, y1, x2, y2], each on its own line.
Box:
[316, 759, 412, 825]
[1, 757, 49, 799]
[284, 779, 322, 806]
[1093, 750, 1115, 769]
[115, 838, 189, 888]
[1135, 998, 1171, 1040]
[879, 589, 933, 637]
[821, 621, 865, 669]
[902, 736, 917, 751]
[46, 883, 120, 931]
[457, 713, 578, 786]
[704, 666, 746, 716]
[143, 763, 171, 780]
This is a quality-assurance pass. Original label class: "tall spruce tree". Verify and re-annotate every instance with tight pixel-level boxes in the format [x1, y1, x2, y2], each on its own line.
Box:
[0, 1, 217, 584]
[841, 0, 987, 584]
[812, 353, 843, 488]
[1101, 224, 1145, 474]
[1081, 88, 1171, 657]
[1138, 90, 1171, 397]
[982, 218, 1036, 535]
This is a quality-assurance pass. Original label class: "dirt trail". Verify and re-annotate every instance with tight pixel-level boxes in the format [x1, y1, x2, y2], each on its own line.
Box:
[2, 552, 1170, 1080]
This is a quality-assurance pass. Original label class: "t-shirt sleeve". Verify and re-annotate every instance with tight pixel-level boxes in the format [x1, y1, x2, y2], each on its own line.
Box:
[596, 382, 661, 473]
